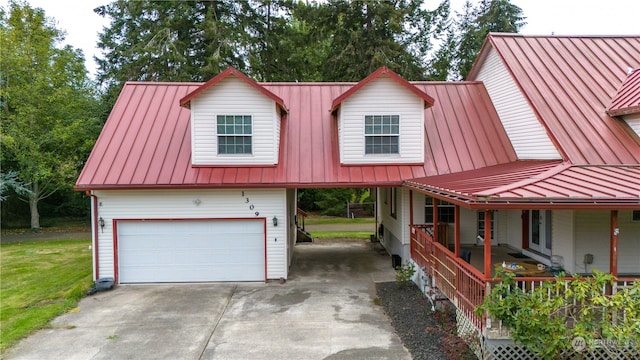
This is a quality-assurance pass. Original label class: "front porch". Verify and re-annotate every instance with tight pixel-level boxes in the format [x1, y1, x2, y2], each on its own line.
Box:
[409, 224, 639, 359]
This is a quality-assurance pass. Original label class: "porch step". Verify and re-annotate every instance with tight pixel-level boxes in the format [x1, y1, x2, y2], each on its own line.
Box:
[296, 228, 313, 243]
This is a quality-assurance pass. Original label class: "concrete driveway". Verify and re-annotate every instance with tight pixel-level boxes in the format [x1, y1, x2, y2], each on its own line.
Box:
[5, 241, 411, 360]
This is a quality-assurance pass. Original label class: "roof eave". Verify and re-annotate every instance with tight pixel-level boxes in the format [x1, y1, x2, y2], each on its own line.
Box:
[330, 66, 435, 113]
[606, 105, 640, 117]
[179, 67, 288, 114]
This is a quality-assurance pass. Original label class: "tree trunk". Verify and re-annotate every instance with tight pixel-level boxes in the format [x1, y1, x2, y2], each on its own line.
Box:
[29, 183, 40, 230]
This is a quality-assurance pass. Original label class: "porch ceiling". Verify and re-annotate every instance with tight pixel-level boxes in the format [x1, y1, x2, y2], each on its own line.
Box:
[405, 161, 640, 210]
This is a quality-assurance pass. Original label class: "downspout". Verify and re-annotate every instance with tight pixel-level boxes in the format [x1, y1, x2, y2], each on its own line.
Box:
[85, 191, 99, 281]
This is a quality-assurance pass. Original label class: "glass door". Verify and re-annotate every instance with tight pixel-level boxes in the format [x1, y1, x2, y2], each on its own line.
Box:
[529, 210, 552, 255]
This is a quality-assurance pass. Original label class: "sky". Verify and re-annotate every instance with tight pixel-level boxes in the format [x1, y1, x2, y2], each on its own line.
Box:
[2, 0, 639, 79]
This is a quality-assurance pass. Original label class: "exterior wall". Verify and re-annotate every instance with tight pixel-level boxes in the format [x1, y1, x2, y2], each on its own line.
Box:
[338, 77, 424, 164]
[552, 210, 575, 274]
[379, 187, 410, 262]
[616, 211, 640, 274]
[574, 210, 640, 275]
[502, 210, 522, 248]
[92, 188, 287, 280]
[622, 113, 640, 139]
[475, 47, 561, 160]
[190, 76, 280, 165]
[287, 188, 296, 267]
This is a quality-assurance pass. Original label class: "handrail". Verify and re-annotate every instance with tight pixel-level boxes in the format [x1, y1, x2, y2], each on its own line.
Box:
[409, 223, 640, 334]
[296, 208, 308, 231]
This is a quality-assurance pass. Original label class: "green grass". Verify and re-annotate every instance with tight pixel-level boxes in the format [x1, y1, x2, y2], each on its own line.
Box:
[310, 231, 372, 239]
[304, 217, 375, 225]
[0, 240, 93, 351]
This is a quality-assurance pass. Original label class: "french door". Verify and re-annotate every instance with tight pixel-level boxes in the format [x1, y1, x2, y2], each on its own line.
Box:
[529, 210, 552, 255]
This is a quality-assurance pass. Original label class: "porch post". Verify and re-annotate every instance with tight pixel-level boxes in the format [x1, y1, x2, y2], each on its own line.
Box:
[454, 205, 460, 256]
[610, 210, 619, 277]
[409, 190, 414, 226]
[484, 210, 492, 278]
[432, 197, 438, 243]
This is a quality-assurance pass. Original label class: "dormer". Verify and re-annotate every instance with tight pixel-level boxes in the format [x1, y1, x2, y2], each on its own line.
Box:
[331, 67, 434, 165]
[607, 68, 640, 139]
[180, 67, 287, 166]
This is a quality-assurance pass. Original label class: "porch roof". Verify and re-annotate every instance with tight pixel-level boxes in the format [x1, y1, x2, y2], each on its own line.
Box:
[404, 161, 640, 209]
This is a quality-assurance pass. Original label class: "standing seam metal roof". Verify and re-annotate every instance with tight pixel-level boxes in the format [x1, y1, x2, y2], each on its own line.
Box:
[469, 34, 640, 165]
[76, 80, 517, 189]
[608, 68, 640, 116]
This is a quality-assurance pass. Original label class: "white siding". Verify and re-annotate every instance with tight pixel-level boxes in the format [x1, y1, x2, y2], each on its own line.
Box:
[190, 77, 281, 165]
[475, 48, 561, 160]
[339, 77, 424, 164]
[552, 210, 575, 274]
[502, 210, 522, 248]
[92, 189, 287, 280]
[574, 211, 640, 275]
[459, 207, 480, 245]
[617, 211, 640, 274]
[286, 188, 296, 267]
[622, 113, 640, 139]
[379, 188, 410, 261]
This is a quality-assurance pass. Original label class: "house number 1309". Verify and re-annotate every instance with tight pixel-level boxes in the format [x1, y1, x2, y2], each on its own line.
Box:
[241, 191, 260, 216]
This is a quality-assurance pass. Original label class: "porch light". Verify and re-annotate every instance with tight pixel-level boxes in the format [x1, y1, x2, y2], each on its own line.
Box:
[99, 217, 105, 232]
[273, 216, 278, 227]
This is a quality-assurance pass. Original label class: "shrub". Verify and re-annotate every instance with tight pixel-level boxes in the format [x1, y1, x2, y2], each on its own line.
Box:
[477, 270, 640, 358]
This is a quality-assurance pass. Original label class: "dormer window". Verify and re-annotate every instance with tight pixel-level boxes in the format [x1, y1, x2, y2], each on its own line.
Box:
[217, 115, 252, 154]
[365, 115, 399, 154]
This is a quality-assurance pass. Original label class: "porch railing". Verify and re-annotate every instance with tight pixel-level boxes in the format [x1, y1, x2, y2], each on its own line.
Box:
[409, 224, 639, 335]
[296, 208, 308, 231]
[410, 224, 486, 329]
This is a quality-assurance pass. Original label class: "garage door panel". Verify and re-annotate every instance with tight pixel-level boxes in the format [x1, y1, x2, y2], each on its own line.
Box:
[117, 220, 265, 283]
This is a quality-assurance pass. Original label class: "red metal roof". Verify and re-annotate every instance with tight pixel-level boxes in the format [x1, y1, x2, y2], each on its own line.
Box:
[76, 80, 516, 190]
[607, 68, 640, 116]
[330, 66, 435, 113]
[179, 67, 288, 114]
[405, 161, 640, 209]
[469, 34, 640, 165]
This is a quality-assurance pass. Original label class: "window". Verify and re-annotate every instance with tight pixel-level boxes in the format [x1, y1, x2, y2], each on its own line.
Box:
[633, 210, 640, 221]
[365, 115, 399, 154]
[425, 197, 455, 223]
[390, 188, 398, 218]
[477, 211, 495, 240]
[217, 115, 252, 154]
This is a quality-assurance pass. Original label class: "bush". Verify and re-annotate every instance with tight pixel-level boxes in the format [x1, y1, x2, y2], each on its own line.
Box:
[395, 262, 415, 287]
[477, 270, 640, 358]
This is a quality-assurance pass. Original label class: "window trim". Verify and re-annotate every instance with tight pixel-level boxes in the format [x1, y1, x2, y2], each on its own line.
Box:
[216, 114, 253, 155]
[390, 188, 398, 219]
[477, 210, 496, 241]
[364, 114, 400, 155]
[425, 197, 455, 223]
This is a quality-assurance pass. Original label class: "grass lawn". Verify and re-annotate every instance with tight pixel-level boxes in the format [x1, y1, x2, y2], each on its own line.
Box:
[311, 231, 372, 239]
[304, 217, 375, 225]
[0, 240, 93, 351]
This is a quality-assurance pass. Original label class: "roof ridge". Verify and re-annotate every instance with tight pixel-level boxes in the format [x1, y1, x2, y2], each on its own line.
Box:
[474, 162, 572, 197]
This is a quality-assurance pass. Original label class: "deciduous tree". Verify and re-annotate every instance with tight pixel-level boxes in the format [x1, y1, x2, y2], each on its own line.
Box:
[0, 1, 100, 229]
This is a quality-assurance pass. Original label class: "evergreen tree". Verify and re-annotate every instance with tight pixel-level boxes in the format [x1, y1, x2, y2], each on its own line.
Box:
[457, 0, 525, 79]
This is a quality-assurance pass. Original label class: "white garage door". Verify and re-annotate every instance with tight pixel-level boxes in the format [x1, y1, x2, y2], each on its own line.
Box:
[117, 220, 265, 283]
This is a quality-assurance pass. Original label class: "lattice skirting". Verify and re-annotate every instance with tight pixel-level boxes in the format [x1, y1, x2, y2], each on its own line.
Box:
[482, 340, 640, 360]
[455, 308, 483, 359]
[455, 310, 639, 360]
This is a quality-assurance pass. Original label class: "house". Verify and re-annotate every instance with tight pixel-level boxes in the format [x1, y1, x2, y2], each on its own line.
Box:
[76, 33, 639, 347]
[75, 63, 517, 283]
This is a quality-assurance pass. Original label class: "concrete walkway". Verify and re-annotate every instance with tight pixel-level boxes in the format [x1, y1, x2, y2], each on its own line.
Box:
[5, 240, 411, 360]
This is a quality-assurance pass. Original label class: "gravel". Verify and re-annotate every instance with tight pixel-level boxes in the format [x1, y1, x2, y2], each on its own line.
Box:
[376, 281, 454, 360]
